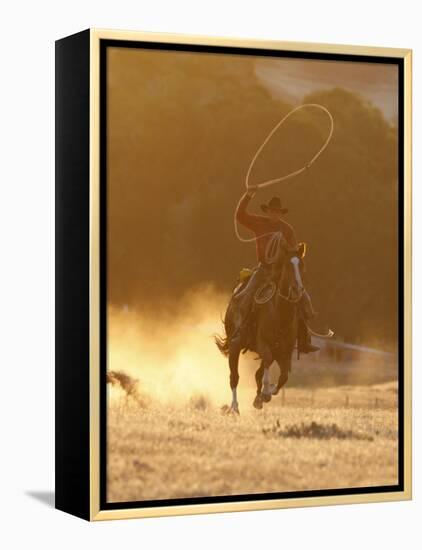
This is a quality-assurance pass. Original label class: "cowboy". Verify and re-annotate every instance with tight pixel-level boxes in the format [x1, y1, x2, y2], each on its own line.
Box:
[235, 185, 319, 354]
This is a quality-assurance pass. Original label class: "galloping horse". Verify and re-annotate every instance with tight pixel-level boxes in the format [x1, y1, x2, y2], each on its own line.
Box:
[215, 234, 306, 413]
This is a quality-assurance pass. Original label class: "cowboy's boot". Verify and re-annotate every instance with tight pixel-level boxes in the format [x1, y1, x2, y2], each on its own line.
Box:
[297, 317, 320, 354]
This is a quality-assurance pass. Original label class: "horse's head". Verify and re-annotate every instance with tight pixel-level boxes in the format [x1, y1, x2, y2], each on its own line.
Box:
[272, 238, 307, 300]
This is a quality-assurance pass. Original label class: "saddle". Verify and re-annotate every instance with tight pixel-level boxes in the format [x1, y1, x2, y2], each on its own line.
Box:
[232, 266, 276, 304]
[231, 267, 277, 353]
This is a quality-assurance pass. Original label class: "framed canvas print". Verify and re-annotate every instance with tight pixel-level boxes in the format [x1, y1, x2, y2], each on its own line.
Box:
[55, 28, 412, 521]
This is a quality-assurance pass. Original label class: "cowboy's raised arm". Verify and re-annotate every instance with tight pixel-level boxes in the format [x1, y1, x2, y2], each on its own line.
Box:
[235, 186, 263, 232]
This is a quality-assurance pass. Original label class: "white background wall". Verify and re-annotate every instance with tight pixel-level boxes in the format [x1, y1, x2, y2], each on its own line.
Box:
[0, 0, 419, 547]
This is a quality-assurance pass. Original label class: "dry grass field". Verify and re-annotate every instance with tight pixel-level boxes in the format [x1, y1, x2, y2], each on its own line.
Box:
[107, 381, 398, 503]
[106, 300, 398, 504]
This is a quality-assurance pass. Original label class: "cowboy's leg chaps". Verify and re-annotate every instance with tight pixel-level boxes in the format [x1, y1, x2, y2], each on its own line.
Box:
[299, 288, 316, 320]
[235, 265, 268, 333]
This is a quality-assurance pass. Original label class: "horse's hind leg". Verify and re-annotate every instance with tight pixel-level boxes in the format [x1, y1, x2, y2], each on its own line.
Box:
[228, 337, 241, 414]
[274, 367, 288, 395]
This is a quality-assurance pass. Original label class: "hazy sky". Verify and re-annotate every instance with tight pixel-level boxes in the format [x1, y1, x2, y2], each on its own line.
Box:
[255, 58, 398, 121]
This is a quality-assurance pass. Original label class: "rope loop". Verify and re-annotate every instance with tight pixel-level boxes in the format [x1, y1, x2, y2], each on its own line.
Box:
[245, 103, 334, 190]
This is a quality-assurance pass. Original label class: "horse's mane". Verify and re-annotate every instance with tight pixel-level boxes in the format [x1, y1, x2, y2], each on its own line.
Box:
[272, 240, 307, 292]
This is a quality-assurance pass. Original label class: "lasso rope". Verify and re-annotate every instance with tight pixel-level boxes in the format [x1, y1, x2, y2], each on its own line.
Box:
[234, 103, 334, 265]
[245, 103, 334, 190]
[232, 103, 335, 339]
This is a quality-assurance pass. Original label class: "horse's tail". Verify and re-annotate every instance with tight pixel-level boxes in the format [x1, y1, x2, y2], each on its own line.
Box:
[214, 332, 230, 357]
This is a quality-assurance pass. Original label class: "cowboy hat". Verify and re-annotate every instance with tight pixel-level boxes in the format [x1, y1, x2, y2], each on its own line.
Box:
[260, 196, 288, 215]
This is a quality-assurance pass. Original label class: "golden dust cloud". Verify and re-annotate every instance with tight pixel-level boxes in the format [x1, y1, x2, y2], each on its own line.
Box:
[107, 283, 258, 407]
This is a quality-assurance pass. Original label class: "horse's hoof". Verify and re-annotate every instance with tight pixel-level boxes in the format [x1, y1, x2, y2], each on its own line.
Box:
[221, 404, 240, 415]
[253, 395, 263, 409]
[220, 404, 231, 415]
[261, 393, 272, 403]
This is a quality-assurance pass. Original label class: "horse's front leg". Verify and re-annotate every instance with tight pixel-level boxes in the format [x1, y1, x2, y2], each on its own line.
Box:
[257, 343, 274, 404]
[228, 336, 241, 414]
[272, 350, 291, 396]
[272, 316, 296, 396]
[253, 362, 265, 409]
[253, 347, 274, 409]
[262, 365, 277, 401]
